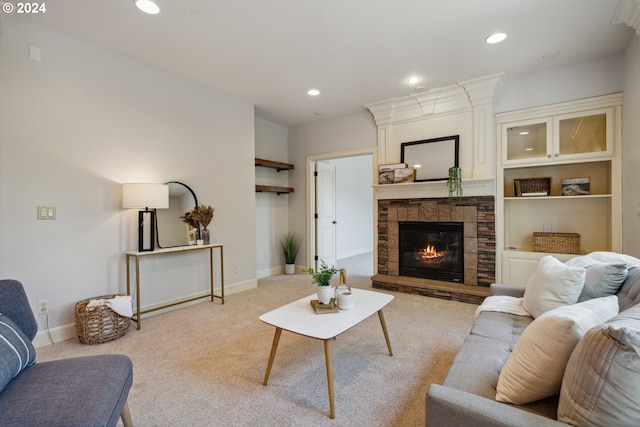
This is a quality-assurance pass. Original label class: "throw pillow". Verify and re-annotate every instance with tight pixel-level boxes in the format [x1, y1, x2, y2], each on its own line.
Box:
[0, 313, 36, 392]
[522, 255, 586, 318]
[495, 296, 619, 405]
[558, 304, 640, 427]
[576, 262, 628, 302]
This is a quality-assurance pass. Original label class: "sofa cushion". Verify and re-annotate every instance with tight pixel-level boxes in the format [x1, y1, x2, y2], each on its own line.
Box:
[523, 255, 586, 318]
[0, 355, 133, 427]
[496, 296, 619, 405]
[0, 314, 36, 392]
[617, 267, 640, 312]
[557, 304, 640, 427]
[576, 262, 628, 302]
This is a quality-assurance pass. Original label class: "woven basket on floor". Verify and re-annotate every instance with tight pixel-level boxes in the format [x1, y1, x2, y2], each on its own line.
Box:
[75, 294, 131, 344]
[532, 232, 581, 254]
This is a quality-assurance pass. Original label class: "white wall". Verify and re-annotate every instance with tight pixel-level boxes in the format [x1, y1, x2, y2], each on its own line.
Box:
[254, 117, 290, 276]
[326, 155, 374, 259]
[495, 54, 625, 113]
[0, 20, 257, 344]
[288, 111, 377, 265]
[622, 35, 640, 257]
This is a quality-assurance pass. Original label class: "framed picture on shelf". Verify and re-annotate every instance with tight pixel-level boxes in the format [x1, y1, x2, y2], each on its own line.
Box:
[561, 177, 590, 196]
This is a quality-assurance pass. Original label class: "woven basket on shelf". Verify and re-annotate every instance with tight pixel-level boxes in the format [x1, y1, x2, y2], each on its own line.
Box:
[75, 294, 131, 344]
[514, 177, 551, 196]
[532, 232, 581, 254]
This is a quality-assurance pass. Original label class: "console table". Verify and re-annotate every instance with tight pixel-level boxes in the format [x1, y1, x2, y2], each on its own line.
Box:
[125, 244, 224, 329]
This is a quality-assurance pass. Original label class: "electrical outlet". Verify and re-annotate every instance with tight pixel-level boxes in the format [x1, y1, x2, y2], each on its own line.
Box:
[543, 224, 552, 232]
[38, 299, 49, 314]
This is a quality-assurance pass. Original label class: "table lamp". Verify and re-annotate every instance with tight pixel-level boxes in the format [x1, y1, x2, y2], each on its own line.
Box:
[122, 183, 169, 252]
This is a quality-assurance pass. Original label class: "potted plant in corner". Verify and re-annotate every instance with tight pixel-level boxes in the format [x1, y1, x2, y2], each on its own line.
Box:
[280, 231, 300, 275]
[305, 260, 338, 304]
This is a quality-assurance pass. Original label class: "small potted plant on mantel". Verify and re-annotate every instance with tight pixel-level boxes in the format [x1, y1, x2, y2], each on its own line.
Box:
[305, 260, 338, 304]
[280, 231, 301, 275]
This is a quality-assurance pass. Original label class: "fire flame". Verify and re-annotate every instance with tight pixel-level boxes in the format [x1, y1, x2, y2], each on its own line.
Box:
[418, 244, 442, 260]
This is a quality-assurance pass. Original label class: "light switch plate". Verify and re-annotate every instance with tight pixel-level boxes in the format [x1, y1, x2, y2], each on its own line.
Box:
[37, 206, 56, 220]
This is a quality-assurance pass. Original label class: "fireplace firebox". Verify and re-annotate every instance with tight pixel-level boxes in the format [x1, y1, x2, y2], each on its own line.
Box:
[399, 222, 464, 283]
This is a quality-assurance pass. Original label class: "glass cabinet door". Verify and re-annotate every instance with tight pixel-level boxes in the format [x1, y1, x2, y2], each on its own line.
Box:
[557, 111, 608, 156]
[504, 119, 550, 163]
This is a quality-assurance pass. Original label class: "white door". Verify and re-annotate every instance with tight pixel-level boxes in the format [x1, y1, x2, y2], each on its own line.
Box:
[316, 161, 337, 268]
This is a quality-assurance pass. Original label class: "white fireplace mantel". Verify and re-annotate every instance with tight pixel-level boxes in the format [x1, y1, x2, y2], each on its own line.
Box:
[373, 178, 494, 200]
[365, 73, 503, 182]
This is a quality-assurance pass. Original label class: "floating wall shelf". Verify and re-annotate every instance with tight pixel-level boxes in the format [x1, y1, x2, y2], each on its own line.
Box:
[255, 185, 294, 195]
[255, 158, 295, 194]
[255, 158, 294, 172]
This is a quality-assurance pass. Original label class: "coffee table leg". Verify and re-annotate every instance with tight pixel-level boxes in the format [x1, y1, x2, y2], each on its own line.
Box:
[324, 339, 336, 419]
[378, 309, 393, 356]
[263, 327, 282, 386]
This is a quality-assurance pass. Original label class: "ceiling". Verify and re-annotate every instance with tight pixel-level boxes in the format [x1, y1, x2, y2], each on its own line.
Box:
[9, 0, 636, 127]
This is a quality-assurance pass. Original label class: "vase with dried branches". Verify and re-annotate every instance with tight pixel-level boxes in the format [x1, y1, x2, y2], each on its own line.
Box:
[180, 205, 215, 245]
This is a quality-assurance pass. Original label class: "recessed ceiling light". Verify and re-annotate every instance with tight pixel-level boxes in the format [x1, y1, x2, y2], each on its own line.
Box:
[485, 32, 507, 44]
[307, 89, 320, 96]
[135, 0, 160, 15]
[519, 131, 529, 135]
[406, 76, 422, 85]
[525, 148, 534, 151]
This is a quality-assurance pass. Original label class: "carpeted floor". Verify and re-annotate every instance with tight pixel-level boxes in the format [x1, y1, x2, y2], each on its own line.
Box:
[37, 272, 477, 427]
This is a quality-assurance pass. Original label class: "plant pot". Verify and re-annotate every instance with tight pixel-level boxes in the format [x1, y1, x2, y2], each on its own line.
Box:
[285, 264, 296, 275]
[317, 285, 333, 304]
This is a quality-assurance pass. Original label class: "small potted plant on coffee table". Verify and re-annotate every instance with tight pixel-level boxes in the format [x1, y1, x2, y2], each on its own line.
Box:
[305, 260, 338, 304]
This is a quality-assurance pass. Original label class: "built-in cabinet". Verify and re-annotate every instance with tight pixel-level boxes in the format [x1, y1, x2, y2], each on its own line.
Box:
[496, 94, 622, 284]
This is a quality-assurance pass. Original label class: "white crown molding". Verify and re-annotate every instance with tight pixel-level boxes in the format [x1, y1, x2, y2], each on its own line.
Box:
[364, 73, 503, 127]
[612, 0, 640, 35]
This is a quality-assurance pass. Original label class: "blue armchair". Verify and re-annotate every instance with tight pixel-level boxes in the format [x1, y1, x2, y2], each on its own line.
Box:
[0, 279, 134, 427]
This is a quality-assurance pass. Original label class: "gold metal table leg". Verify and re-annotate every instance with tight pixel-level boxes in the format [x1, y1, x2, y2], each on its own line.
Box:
[263, 327, 282, 386]
[135, 256, 141, 330]
[378, 309, 393, 356]
[209, 247, 214, 302]
[324, 338, 335, 419]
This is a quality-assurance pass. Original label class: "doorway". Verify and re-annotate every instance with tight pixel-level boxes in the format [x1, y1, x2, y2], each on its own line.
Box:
[307, 148, 375, 277]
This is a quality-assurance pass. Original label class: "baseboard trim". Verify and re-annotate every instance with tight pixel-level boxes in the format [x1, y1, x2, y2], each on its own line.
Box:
[34, 278, 259, 348]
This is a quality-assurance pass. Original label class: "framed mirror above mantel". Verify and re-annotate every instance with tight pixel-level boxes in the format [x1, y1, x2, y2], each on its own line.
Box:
[156, 181, 200, 248]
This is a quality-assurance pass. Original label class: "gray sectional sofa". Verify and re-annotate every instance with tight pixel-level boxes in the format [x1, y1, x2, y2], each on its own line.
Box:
[426, 254, 640, 427]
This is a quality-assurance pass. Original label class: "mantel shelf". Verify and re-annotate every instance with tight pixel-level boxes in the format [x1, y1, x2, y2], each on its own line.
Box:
[255, 158, 294, 172]
[373, 178, 494, 200]
[255, 185, 294, 195]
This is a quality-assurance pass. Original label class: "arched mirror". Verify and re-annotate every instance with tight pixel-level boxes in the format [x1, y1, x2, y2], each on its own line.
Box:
[156, 181, 199, 248]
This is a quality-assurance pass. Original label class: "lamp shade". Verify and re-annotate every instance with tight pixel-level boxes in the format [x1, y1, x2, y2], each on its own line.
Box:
[122, 183, 169, 209]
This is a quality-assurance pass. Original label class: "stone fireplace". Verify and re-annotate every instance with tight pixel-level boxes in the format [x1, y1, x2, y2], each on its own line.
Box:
[373, 196, 495, 304]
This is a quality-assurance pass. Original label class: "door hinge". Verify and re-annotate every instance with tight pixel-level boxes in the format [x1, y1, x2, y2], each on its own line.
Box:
[314, 255, 319, 261]
[314, 213, 318, 219]
[314, 171, 318, 177]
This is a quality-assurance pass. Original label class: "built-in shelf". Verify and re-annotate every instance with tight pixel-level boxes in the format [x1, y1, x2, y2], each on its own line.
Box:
[255, 158, 294, 172]
[255, 185, 294, 195]
[504, 194, 612, 201]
